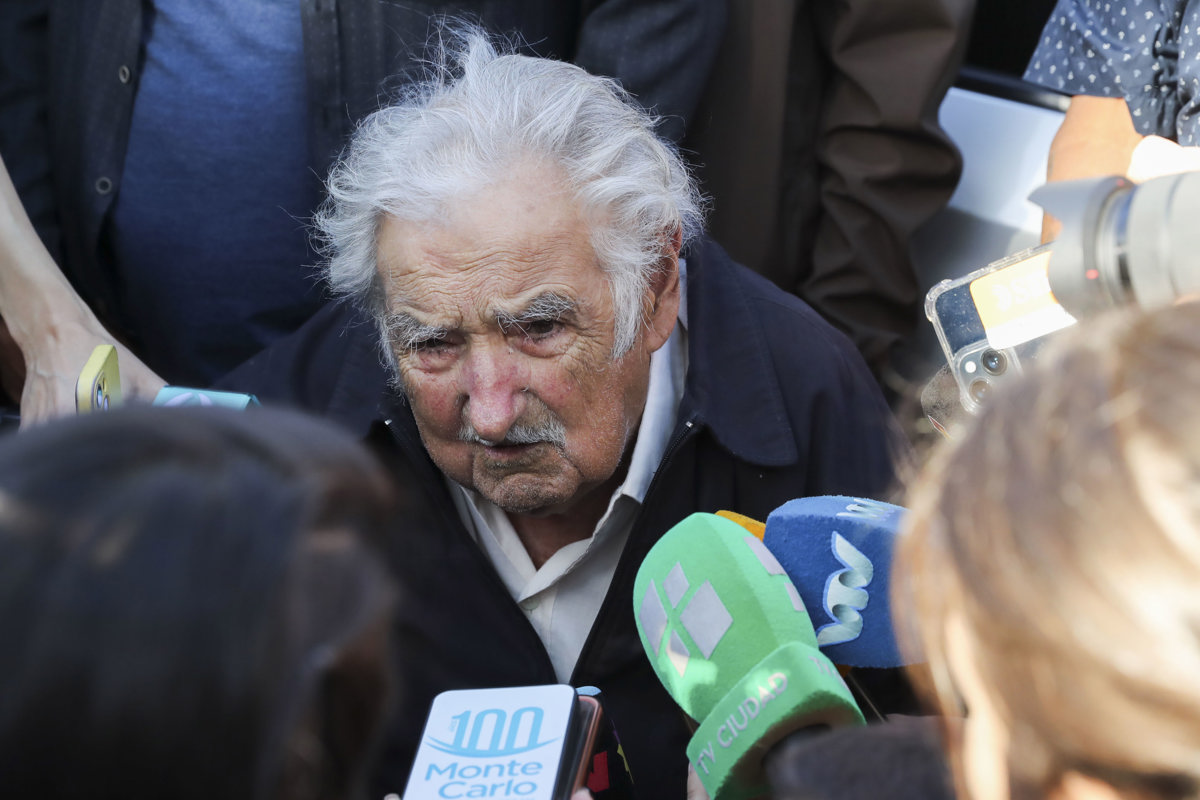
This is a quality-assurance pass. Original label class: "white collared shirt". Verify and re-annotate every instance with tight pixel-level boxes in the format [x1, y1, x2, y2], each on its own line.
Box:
[449, 266, 689, 681]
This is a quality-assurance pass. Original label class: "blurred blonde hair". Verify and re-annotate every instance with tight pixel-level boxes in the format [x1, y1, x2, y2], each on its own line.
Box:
[896, 302, 1200, 799]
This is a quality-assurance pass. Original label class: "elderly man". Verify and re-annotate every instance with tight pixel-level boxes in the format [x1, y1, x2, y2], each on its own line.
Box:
[224, 29, 901, 800]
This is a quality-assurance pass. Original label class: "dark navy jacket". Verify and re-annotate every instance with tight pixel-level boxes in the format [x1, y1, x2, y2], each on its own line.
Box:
[221, 235, 903, 800]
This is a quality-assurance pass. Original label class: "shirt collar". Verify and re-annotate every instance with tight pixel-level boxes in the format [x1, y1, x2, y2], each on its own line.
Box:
[616, 272, 687, 504]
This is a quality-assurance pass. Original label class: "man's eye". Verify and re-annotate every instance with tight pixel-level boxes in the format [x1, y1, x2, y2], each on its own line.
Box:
[409, 337, 451, 354]
[522, 319, 561, 339]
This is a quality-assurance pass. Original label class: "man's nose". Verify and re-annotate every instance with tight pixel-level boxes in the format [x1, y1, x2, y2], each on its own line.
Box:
[461, 341, 528, 442]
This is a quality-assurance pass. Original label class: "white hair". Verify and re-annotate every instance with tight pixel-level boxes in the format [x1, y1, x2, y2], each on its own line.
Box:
[314, 26, 705, 357]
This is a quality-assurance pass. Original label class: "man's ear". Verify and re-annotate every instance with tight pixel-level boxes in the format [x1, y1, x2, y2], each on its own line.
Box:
[642, 227, 683, 353]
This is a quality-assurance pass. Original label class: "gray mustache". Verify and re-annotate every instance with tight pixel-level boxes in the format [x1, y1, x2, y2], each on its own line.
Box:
[457, 416, 567, 448]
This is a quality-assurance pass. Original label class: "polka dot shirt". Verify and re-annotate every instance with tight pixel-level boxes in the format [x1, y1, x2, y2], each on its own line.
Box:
[1024, 0, 1200, 144]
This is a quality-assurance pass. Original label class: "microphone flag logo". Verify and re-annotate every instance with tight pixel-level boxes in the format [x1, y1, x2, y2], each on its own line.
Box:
[816, 533, 872, 647]
[637, 528, 807, 680]
[639, 563, 734, 678]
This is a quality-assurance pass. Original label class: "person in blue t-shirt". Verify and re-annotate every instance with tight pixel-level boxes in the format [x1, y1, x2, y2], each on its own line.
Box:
[0, 0, 725, 426]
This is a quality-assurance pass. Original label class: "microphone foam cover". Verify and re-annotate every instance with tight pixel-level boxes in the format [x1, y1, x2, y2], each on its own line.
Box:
[763, 496, 908, 668]
[714, 510, 765, 539]
[635, 513, 862, 800]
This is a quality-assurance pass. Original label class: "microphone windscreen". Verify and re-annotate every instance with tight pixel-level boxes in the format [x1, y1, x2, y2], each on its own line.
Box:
[635, 513, 862, 800]
[763, 496, 908, 668]
[714, 510, 765, 539]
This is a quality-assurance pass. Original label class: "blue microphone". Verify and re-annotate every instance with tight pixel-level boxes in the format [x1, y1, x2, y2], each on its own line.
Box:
[762, 496, 910, 668]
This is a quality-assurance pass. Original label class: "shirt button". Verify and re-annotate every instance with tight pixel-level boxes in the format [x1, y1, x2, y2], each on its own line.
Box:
[95, 177, 113, 195]
[520, 599, 539, 612]
[117, 65, 132, 84]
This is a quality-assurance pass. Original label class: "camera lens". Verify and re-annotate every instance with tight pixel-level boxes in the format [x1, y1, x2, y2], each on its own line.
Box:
[981, 349, 1007, 376]
[969, 379, 990, 404]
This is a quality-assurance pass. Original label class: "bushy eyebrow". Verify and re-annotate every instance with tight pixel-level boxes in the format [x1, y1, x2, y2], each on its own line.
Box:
[383, 292, 577, 351]
[495, 292, 578, 331]
[383, 311, 448, 353]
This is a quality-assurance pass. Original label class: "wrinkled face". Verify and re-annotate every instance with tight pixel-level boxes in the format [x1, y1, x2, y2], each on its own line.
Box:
[375, 161, 679, 517]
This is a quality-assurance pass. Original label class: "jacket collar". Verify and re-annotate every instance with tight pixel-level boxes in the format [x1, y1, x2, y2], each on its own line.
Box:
[677, 236, 800, 467]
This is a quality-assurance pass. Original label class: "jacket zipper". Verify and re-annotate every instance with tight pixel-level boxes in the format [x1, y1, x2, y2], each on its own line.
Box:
[571, 413, 701, 683]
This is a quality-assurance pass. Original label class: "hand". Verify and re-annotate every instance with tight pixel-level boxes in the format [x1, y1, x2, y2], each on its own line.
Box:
[16, 305, 164, 427]
[1042, 95, 1144, 242]
[0, 152, 165, 426]
[687, 765, 712, 800]
[1126, 135, 1200, 183]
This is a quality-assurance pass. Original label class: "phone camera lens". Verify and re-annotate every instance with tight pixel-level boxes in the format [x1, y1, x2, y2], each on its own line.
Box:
[981, 349, 1007, 376]
[969, 379, 990, 404]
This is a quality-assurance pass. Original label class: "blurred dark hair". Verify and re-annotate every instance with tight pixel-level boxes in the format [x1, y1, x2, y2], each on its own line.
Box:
[766, 716, 954, 800]
[0, 406, 399, 800]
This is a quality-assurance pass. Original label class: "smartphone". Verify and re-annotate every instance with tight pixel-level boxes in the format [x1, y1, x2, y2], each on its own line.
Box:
[557, 694, 603, 799]
[925, 244, 1074, 413]
[75, 345, 260, 414]
[926, 278, 1022, 413]
[76, 345, 122, 413]
[568, 687, 635, 800]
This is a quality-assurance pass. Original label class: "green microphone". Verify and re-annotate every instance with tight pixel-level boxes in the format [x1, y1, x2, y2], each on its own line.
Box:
[634, 512, 863, 800]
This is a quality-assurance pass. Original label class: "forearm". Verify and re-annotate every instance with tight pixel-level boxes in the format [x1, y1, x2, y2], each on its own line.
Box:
[0, 154, 164, 423]
[1042, 95, 1144, 241]
[0, 7, 163, 420]
[0, 153, 95, 353]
